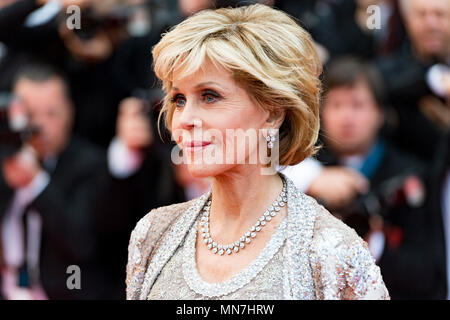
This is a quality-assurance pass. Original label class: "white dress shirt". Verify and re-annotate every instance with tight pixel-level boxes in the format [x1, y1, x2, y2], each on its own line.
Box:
[278, 158, 323, 193]
[107, 137, 144, 179]
[1, 170, 50, 300]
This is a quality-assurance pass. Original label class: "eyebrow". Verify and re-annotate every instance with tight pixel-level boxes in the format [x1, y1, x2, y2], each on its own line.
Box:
[171, 81, 225, 92]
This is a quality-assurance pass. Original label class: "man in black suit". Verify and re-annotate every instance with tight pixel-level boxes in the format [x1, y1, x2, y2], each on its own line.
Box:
[0, 62, 107, 299]
[376, 0, 450, 164]
[424, 129, 450, 299]
[316, 57, 438, 299]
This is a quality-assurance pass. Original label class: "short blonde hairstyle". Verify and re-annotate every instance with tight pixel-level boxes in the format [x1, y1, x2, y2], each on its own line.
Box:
[152, 4, 322, 166]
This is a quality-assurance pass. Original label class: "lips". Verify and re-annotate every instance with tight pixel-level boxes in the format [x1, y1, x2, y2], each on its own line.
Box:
[182, 140, 211, 151]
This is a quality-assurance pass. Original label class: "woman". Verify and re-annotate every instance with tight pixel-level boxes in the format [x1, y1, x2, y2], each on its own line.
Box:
[126, 4, 389, 300]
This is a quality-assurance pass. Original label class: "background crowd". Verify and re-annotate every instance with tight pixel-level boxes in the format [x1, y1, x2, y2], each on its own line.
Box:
[0, 0, 448, 300]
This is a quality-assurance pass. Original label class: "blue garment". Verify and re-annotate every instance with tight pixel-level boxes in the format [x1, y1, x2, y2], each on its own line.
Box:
[359, 140, 386, 179]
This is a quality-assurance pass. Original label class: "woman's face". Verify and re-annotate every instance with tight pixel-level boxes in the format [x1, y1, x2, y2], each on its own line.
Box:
[170, 59, 271, 178]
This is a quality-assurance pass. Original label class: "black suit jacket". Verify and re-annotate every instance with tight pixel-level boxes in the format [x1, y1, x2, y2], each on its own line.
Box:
[423, 132, 449, 299]
[375, 41, 445, 164]
[94, 141, 185, 299]
[0, 137, 108, 299]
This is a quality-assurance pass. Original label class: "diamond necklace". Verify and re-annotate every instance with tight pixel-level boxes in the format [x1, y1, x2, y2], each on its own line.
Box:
[199, 179, 287, 256]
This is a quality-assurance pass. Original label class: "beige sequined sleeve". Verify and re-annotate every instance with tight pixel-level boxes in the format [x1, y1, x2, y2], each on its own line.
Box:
[126, 209, 159, 300]
[125, 201, 193, 299]
[310, 206, 390, 300]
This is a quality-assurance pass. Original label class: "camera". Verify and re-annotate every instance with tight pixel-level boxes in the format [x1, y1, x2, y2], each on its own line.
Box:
[325, 172, 426, 236]
[0, 93, 40, 161]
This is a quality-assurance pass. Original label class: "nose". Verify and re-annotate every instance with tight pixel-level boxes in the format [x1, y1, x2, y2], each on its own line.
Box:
[342, 104, 355, 119]
[171, 98, 204, 145]
[176, 99, 203, 131]
[29, 114, 46, 131]
[424, 11, 441, 31]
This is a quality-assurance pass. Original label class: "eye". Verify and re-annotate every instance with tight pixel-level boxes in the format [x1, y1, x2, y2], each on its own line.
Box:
[170, 94, 186, 108]
[201, 90, 222, 104]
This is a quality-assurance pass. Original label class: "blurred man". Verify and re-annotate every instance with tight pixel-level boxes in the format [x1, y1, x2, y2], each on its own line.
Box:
[0, 62, 106, 299]
[376, 0, 450, 163]
[426, 131, 450, 299]
[376, 0, 450, 296]
[399, 0, 450, 62]
[317, 57, 435, 299]
[0, 0, 148, 148]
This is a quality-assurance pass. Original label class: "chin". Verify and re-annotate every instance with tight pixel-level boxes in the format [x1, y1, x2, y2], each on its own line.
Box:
[185, 162, 233, 179]
[422, 41, 444, 55]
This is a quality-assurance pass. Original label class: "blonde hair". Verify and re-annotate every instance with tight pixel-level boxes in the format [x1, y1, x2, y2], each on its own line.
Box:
[152, 4, 322, 166]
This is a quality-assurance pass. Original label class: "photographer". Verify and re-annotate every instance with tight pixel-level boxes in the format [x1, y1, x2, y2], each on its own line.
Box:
[425, 131, 450, 299]
[0, 0, 155, 147]
[376, 0, 450, 164]
[0, 62, 107, 299]
[317, 57, 434, 299]
[0, 0, 93, 92]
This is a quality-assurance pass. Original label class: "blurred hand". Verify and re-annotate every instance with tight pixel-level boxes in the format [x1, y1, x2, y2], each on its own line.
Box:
[59, 0, 92, 8]
[419, 95, 450, 131]
[1, 145, 41, 189]
[36, 0, 51, 6]
[58, 22, 113, 63]
[307, 166, 369, 209]
[116, 97, 153, 150]
[443, 71, 450, 97]
[0, 0, 17, 8]
[369, 213, 384, 233]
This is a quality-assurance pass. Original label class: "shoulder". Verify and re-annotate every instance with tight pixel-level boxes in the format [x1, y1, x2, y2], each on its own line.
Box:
[308, 201, 390, 300]
[311, 201, 365, 249]
[296, 192, 369, 259]
[130, 198, 197, 245]
[125, 197, 200, 299]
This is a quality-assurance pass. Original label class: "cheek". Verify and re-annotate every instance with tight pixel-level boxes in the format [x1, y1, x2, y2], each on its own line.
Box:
[322, 109, 341, 132]
[353, 110, 378, 136]
[170, 116, 179, 142]
[45, 119, 68, 142]
[170, 112, 179, 130]
[45, 121, 59, 138]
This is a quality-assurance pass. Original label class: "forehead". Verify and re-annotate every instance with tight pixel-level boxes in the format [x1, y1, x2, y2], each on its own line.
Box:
[328, 80, 373, 96]
[409, 0, 450, 12]
[14, 78, 68, 107]
[171, 58, 235, 91]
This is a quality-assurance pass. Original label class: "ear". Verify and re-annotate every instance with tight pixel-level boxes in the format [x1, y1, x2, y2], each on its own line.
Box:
[266, 107, 286, 130]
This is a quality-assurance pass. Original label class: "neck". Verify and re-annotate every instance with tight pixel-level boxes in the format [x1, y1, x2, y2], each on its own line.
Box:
[413, 45, 450, 65]
[209, 165, 284, 235]
[336, 141, 376, 159]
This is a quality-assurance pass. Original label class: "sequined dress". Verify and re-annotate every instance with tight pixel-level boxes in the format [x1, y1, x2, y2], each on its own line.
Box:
[126, 173, 390, 300]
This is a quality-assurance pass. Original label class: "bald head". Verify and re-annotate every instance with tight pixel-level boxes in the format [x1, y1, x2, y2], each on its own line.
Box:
[400, 0, 450, 61]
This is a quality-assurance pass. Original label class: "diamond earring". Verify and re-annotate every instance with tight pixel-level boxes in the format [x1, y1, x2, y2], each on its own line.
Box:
[266, 129, 276, 149]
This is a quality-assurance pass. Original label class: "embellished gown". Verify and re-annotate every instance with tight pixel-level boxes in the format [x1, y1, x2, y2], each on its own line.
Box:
[126, 174, 390, 300]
